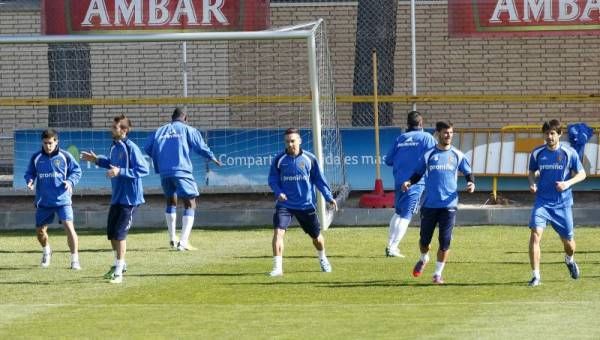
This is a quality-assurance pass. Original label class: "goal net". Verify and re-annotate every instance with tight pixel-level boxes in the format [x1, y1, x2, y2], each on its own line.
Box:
[0, 20, 348, 228]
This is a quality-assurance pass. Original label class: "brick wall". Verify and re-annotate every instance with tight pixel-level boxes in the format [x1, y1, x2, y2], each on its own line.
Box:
[1, 2, 600, 167]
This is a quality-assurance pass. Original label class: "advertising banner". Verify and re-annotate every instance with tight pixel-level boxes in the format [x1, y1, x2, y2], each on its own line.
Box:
[449, 0, 600, 37]
[14, 128, 401, 191]
[42, 0, 271, 35]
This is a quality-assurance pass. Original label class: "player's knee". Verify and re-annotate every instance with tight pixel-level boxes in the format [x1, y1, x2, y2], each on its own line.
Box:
[184, 198, 196, 209]
[439, 236, 452, 251]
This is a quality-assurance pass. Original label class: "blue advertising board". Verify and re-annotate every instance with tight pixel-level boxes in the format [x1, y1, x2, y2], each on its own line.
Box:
[14, 128, 402, 191]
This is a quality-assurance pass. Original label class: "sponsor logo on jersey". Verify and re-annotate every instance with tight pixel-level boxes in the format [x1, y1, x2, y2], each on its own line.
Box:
[398, 136, 419, 147]
[539, 164, 564, 170]
[158, 130, 182, 140]
[429, 164, 455, 171]
[282, 175, 309, 182]
[38, 172, 61, 179]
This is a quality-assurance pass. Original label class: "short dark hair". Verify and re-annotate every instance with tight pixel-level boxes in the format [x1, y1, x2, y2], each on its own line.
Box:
[284, 128, 300, 136]
[435, 121, 453, 132]
[407, 111, 422, 128]
[41, 129, 58, 140]
[172, 107, 187, 121]
[114, 114, 132, 131]
[542, 119, 562, 134]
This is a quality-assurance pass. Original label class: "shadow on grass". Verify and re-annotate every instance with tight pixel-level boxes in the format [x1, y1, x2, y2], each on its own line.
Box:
[0, 248, 145, 254]
[0, 281, 54, 285]
[127, 272, 266, 278]
[505, 250, 600, 254]
[234, 255, 381, 259]
[224, 279, 527, 288]
[0, 265, 38, 270]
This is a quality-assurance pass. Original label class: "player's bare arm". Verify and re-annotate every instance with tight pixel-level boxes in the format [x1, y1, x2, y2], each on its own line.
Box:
[80, 150, 97, 163]
[528, 170, 538, 193]
[556, 169, 586, 192]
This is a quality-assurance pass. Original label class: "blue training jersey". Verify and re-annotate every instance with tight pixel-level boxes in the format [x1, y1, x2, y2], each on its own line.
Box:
[96, 138, 149, 206]
[24, 147, 82, 207]
[268, 149, 334, 210]
[144, 120, 216, 179]
[384, 128, 436, 187]
[529, 143, 583, 208]
[414, 146, 473, 208]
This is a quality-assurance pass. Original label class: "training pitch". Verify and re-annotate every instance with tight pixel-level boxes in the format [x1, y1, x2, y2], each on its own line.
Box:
[1, 226, 600, 339]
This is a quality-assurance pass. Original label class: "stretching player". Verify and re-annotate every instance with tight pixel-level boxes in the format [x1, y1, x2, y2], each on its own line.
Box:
[267, 128, 338, 276]
[402, 121, 474, 284]
[25, 129, 82, 269]
[81, 115, 149, 283]
[527, 119, 586, 287]
[144, 108, 222, 251]
[384, 111, 435, 257]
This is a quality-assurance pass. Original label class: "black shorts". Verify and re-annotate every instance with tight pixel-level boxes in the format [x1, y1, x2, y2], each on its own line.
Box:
[107, 204, 137, 241]
[419, 207, 457, 251]
[273, 206, 321, 239]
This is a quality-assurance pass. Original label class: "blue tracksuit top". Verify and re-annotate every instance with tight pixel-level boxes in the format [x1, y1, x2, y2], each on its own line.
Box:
[144, 120, 216, 179]
[384, 128, 436, 187]
[96, 138, 149, 206]
[24, 147, 82, 207]
[268, 149, 334, 210]
[529, 143, 583, 208]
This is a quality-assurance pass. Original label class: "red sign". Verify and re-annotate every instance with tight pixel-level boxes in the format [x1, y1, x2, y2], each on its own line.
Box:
[42, 0, 271, 35]
[449, 0, 600, 37]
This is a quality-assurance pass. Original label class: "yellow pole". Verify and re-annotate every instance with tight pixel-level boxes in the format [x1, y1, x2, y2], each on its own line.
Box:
[373, 50, 381, 180]
[492, 176, 498, 202]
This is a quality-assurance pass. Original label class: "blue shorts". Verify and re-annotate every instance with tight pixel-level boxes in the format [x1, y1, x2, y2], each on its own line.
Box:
[161, 176, 199, 199]
[529, 205, 574, 240]
[107, 204, 137, 241]
[35, 205, 73, 227]
[273, 206, 321, 239]
[419, 207, 457, 251]
[395, 184, 424, 218]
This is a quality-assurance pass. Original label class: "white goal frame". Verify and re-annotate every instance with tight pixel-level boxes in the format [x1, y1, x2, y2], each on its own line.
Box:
[0, 19, 344, 228]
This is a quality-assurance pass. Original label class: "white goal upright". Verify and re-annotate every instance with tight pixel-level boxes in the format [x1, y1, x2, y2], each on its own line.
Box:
[0, 19, 348, 228]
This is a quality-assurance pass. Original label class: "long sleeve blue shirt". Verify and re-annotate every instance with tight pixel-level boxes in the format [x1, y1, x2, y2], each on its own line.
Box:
[384, 128, 436, 187]
[24, 147, 82, 207]
[268, 149, 334, 210]
[96, 138, 149, 206]
[144, 120, 216, 179]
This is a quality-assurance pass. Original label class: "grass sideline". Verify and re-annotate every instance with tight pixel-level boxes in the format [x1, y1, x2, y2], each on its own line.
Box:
[1, 226, 600, 339]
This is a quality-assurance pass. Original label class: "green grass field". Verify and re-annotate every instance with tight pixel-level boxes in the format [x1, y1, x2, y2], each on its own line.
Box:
[1, 226, 600, 339]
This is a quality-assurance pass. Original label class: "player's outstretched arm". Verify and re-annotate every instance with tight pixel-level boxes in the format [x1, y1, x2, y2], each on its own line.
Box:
[81, 150, 111, 169]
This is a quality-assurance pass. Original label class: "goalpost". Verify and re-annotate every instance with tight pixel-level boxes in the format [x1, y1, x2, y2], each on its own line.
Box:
[0, 19, 348, 228]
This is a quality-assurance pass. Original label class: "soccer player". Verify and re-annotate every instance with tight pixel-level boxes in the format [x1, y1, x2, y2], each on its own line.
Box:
[267, 128, 338, 277]
[526, 119, 586, 287]
[384, 111, 436, 257]
[144, 107, 222, 251]
[81, 115, 149, 283]
[24, 129, 82, 269]
[401, 121, 474, 284]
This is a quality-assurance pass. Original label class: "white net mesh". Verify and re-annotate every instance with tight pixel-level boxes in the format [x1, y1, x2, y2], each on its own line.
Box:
[0, 21, 348, 211]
